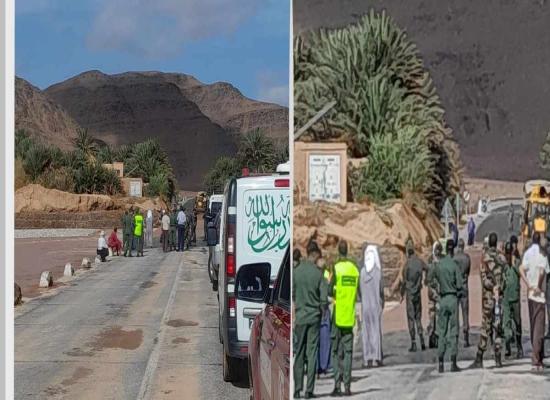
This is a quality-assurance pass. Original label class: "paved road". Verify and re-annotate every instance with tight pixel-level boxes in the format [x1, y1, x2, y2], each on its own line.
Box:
[15, 245, 248, 399]
[307, 248, 550, 399]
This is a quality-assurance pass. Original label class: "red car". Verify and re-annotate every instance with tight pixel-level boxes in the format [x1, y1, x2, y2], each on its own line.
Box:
[235, 247, 290, 400]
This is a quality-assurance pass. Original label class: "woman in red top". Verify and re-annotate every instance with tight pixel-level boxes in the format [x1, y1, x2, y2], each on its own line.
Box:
[108, 227, 123, 256]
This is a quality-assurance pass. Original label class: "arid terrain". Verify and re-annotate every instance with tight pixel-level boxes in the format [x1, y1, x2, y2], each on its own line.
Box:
[16, 71, 289, 190]
[294, 0, 550, 182]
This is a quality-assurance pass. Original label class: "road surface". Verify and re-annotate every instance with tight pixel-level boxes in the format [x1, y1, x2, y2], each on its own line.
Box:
[15, 244, 248, 399]
[308, 247, 550, 399]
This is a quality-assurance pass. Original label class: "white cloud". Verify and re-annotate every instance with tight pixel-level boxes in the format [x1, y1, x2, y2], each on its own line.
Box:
[86, 0, 265, 57]
[257, 71, 289, 106]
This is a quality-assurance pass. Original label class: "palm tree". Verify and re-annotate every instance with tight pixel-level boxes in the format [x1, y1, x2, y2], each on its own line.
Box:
[238, 129, 277, 173]
[73, 129, 98, 162]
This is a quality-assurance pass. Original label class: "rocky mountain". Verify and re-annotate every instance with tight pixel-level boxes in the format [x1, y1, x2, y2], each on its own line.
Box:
[16, 71, 288, 189]
[15, 77, 78, 150]
[294, 0, 550, 182]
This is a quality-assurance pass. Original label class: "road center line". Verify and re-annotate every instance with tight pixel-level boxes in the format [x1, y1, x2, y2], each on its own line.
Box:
[136, 255, 183, 400]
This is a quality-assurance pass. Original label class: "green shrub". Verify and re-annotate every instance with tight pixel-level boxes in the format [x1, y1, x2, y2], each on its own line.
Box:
[146, 172, 170, 198]
[294, 10, 462, 209]
[38, 167, 75, 192]
[350, 127, 434, 203]
[23, 144, 51, 181]
[73, 162, 121, 195]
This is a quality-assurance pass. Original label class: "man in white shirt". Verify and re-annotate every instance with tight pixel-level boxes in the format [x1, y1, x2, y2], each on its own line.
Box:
[97, 231, 109, 262]
[161, 211, 170, 252]
[177, 206, 187, 251]
[519, 232, 550, 371]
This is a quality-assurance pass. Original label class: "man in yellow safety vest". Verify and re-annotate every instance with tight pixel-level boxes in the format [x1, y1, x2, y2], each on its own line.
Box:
[133, 210, 144, 257]
[330, 240, 359, 397]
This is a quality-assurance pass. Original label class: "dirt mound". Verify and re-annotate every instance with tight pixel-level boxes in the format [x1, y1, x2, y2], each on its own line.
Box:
[294, 201, 442, 254]
[15, 184, 116, 213]
[294, 201, 442, 298]
[15, 184, 167, 214]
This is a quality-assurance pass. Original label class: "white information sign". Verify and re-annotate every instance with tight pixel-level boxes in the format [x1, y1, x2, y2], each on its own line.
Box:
[308, 154, 341, 203]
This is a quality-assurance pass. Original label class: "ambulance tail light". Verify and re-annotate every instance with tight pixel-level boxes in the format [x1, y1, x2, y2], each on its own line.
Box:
[226, 223, 235, 278]
[274, 178, 289, 188]
[228, 296, 236, 318]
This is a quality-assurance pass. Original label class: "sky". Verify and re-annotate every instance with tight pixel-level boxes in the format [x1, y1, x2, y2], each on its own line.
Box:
[15, 0, 290, 106]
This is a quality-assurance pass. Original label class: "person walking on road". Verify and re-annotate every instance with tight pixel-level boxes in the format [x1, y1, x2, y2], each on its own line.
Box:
[122, 209, 134, 257]
[293, 240, 328, 399]
[470, 232, 505, 369]
[132, 210, 145, 257]
[426, 242, 442, 349]
[330, 240, 359, 397]
[177, 206, 187, 252]
[360, 243, 384, 368]
[145, 209, 154, 248]
[467, 217, 476, 246]
[429, 239, 463, 373]
[508, 203, 515, 233]
[503, 240, 523, 359]
[519, 232, 550, 371]
[401, 242, 426, 352]
[454, 239, 471, 347]
[161, 211, 170, 252]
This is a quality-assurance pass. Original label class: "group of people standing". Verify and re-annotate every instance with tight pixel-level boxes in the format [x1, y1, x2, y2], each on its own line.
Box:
[293, 227, 550, 398]
[403, 230, 549, 373]
[96, 206, 197, 260]
[160, 206, 197, 252]
[293, 239, 384, 398]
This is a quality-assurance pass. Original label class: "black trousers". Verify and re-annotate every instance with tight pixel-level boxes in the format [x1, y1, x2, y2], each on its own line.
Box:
[97, 248, 108, 262]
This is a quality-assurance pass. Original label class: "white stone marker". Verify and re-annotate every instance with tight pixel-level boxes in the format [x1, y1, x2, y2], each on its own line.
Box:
[81, 257, 91, 269]
[39, 271, 53, 288]
[64, 263, 74, 277]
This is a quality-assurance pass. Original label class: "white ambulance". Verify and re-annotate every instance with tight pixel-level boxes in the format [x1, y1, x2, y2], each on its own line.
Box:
[210, 162, 290, 382]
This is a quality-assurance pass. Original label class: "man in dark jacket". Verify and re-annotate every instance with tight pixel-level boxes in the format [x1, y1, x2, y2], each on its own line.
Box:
[293, 241, 328, 399]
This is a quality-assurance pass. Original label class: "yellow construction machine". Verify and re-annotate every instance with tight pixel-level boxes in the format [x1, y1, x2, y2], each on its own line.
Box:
[522, 180, 550, 242]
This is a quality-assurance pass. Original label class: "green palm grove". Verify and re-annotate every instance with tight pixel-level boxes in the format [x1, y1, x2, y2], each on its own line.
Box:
[294, 10, 462, 210]
[15, 129, 175, 200]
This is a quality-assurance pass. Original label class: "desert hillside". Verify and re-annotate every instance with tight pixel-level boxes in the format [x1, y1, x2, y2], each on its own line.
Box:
[294, 0, 550, 181]
[15, 77, 78, 150]
[16, 71, 288, 190]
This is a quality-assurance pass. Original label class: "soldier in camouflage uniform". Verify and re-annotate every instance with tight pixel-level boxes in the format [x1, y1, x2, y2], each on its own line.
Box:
[425, 241, 442, 349]
[185, 208, 195, 249]
[470, 232, 506, 369]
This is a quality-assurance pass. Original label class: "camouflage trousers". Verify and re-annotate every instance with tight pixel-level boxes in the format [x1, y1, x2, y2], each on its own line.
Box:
[503, 300, 521, 345]
[406, 293, 424, 341]
[478, 293, 502, 355]
[427, 297, 439, 340]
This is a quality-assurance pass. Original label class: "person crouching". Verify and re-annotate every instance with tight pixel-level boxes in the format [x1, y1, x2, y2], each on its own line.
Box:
[97, 231, 109, 262]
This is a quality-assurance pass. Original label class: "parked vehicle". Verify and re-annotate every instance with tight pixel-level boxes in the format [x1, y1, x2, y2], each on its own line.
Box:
[235, 246, 290, 400]
[207, 162, 290, 382]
